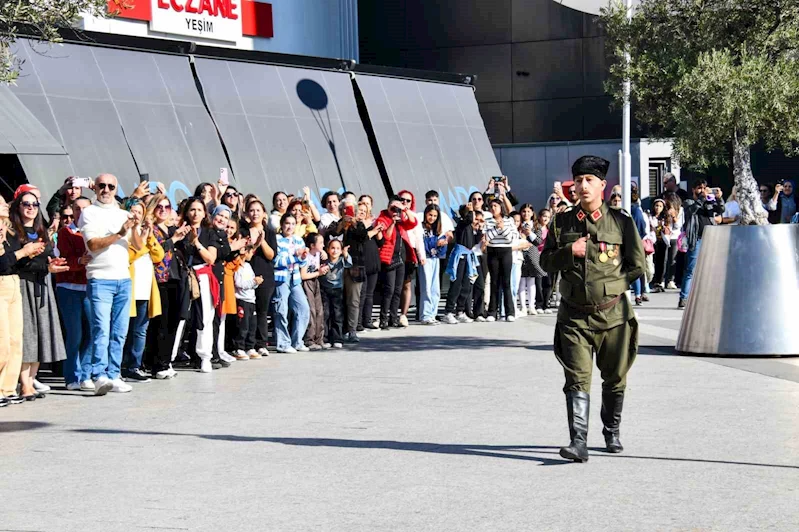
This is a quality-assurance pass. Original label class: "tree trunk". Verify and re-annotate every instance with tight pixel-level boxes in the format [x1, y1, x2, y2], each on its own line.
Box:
[733, 131, 768, 226]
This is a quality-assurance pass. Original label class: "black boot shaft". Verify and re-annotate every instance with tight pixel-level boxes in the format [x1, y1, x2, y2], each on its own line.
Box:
[601, 390, 624, 453]
[560, 391, 590, 462]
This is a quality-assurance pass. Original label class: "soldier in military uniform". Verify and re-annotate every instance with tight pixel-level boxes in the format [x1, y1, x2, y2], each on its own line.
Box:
[540, 156, 646, 463]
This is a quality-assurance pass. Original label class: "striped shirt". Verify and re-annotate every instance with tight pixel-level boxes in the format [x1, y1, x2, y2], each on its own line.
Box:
[484, 216, 515, 247]
[274, 234, 308, 287]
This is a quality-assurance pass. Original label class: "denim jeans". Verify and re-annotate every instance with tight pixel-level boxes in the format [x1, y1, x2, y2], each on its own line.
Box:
[273, 282, 310, 350]
[123, 300, 149, 371]
[87, 278, 132, 380]
[679, 239, 702, 301]
[56, 287, 93, 385]
[632, 278, 642, 297]
[418, 258, 441, 321]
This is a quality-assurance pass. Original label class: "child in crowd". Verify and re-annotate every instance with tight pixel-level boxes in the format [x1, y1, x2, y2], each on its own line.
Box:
[418, 204, 446, 325]
[508, 211, 530, 318]
[534, 208, 554, 314]
[519, 203, 544, 315]
[319, 239, 351, 349]
[233, 245, 263, 359]
[301, 232, 329, 350]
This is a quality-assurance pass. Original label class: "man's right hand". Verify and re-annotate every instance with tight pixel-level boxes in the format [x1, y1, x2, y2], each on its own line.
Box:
[118, 218, 136, 237]
[571, 236, 587, 258]
[254, 276, 264, 286]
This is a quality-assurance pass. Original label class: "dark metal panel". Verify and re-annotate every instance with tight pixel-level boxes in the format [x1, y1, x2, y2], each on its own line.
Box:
[478, 102, 514, 145]
[512, 39, 584, 101]
[511, 0, 584, 42]
[404, 0, 512, 49]
[582, 36, 609, 97]
[513, 99, 584, 142]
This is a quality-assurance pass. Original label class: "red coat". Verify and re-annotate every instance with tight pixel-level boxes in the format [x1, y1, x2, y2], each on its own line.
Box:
[376, 210, 418, 266]
[56, 226, 87, 286]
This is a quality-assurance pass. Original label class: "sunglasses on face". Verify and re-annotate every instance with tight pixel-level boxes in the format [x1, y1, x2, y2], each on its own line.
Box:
[61, 214, 74, 219]
[156, 204, 171, 211]
[96, 182, 116, 191]
[401, 198, 412, 204]
[22, 201, 40, 209]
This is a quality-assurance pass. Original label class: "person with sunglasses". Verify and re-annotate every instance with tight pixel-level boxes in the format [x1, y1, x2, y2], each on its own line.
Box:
[145, 194, 191, 379]
[56, 197, 96, 391]
[80, 174, 138, 395]
[467, 191, 488, 321]
[10, 192, 69, 400]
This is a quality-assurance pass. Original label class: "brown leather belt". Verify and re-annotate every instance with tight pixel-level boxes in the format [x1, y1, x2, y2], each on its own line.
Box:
[561, 294, 623, 314]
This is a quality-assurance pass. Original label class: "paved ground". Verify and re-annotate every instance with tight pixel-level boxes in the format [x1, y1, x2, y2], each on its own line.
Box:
[2, 291, 798, 532]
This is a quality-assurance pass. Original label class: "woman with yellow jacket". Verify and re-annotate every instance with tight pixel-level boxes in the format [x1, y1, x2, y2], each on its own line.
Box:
[121, 198, 164, 382]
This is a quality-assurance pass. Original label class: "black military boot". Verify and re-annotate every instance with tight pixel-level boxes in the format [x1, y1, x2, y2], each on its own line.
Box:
[601, 390, 624, 453]
[559, 391, 590, 463]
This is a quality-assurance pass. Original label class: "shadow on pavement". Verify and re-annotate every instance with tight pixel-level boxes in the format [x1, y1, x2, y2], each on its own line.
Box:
[525, 344, 676, 356]
[0, 421, 51, 433]
[355, 335, 531, 352]
[71, 428, 799, 470]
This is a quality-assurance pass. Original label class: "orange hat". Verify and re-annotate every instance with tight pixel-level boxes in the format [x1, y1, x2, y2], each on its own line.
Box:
[13, 184, 39, 200]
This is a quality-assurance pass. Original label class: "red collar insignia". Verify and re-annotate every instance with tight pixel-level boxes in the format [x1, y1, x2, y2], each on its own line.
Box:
[591, 210, 603, 222]
[576, 210, 586, 222]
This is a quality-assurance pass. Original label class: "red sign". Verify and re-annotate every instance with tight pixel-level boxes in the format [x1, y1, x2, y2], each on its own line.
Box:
[107, 0, 273, 38]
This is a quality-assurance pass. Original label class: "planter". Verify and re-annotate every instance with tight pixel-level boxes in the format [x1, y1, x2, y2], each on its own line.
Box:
[676, 224, 799, 357]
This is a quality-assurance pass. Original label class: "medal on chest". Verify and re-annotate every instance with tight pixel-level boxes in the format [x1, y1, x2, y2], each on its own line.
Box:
[598, 242, 608, 263]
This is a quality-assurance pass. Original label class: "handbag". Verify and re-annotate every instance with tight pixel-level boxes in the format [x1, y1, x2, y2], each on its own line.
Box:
[642, 238, 655, 255]
[187, 267, 201, 300]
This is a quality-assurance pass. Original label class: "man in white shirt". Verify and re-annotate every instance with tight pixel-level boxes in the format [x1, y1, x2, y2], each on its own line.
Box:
[80, 174, 137, 396]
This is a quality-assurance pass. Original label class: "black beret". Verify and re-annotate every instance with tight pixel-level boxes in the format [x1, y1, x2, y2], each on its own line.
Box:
[572, 155, 610, 180]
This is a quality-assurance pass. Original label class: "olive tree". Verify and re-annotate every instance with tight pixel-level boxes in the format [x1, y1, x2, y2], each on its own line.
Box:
[0, 0, 124, 84]
[601, 0, 799, 225]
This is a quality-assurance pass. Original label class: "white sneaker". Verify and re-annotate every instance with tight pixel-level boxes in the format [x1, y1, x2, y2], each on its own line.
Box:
[296, 345, 310, 352]
[486, 316, 496, 322]
[506, 315, 516, 322]
[33, 379, 51, 392]
[666, 281, 678, 290]
[199, 360, 213, 373]
[66, 382, 81, 391]
[371, 321, 380, 329]
[332, 342, 343, 349]
[110, 378, 132, 393]
[155, 369, 176, 380]
[527, 309, 537, 316]
[277, 346, 297, 353]
[80, 380, 96, 391]
[544, 308, 554, 314]
[248, 349, 262, 359]
[219, 351, 236, 363]
[442, 313, 458, 324]
[94, 376, 113, 396]
[456, 313, 473, 323]
[421, 319, 438, 325]
[475, 316, 486, 322]
[399, 315, 409, 327]
[322, 343, 332, 349]
[257, 347, 270, 356]
[233, 350, 249, 360]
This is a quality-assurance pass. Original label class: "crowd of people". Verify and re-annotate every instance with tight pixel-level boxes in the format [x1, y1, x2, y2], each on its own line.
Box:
[0, 170, 792, 406]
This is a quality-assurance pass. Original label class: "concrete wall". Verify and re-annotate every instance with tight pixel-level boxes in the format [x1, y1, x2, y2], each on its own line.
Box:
[82, 0, 360, 60]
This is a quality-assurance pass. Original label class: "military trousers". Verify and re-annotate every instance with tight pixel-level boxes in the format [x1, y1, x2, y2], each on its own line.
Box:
[553, 319, 638, 394]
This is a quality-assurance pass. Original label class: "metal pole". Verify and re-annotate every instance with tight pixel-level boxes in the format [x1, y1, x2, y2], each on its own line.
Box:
[622, 0, 632, 213]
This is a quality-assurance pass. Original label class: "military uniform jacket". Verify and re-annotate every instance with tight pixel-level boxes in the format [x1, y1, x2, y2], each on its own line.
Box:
[541, 202, 646, 331]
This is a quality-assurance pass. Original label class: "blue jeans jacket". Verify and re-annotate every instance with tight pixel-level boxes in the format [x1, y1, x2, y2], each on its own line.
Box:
[445, 244, 478, 283]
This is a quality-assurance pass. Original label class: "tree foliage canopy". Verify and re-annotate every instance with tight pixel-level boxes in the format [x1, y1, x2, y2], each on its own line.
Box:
[0, 0, 116, 84]
[601, 0, 799, 168]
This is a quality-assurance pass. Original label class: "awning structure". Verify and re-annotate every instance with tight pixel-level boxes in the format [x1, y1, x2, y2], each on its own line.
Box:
[9, 39, 227, 200]
[0, 85, 66, 156]
[5, 34, 499, 212]
[353, 74, 501, 214]
[193, 58, 387, 206]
